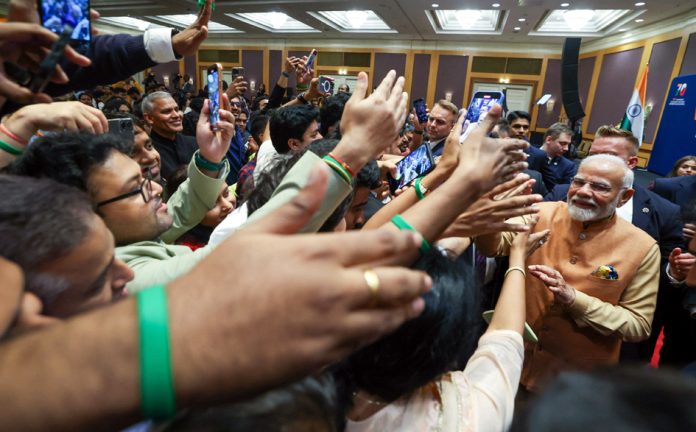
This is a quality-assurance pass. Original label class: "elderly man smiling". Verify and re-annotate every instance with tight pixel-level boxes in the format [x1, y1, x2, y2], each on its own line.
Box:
[476, 154, 659, 392]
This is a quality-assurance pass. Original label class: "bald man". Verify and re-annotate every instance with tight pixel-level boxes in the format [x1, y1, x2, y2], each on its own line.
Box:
[476, 154, 659, 392]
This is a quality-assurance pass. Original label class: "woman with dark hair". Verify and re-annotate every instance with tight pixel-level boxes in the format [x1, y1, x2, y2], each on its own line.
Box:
[668, 155, 696, 177]
[339, 218, 547, 432]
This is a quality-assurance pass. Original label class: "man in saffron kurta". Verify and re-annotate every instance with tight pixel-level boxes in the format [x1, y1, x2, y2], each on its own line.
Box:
[476, 154, 660, 392]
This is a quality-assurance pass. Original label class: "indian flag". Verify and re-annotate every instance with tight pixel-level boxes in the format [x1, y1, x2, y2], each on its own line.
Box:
[619, 65, 649, 142]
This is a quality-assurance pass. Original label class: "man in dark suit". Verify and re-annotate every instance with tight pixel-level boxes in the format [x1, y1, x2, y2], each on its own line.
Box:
[507, 110, 546, 171]
[652, 175, 696, 209]
[540, 122, 577, 191]
[545, 125, 695, 366]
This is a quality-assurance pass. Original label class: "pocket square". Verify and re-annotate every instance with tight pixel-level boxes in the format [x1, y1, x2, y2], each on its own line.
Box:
[591, 265, 619, 280]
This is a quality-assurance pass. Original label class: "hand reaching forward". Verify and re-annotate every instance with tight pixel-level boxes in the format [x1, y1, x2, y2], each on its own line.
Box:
[3, 101, 107, 140]
[335, 70, 409, 169]
[510, 215, 550, 260]
[171, 0, 212, 57]
[668, 248, 696, 281]
[169, 164, 432, 396]
[455, 104, 529, 195]
[528, 265, 576, 305]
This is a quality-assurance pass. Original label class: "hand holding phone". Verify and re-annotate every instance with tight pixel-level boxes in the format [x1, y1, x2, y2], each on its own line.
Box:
[107, 118, 134, 143]
[305, 49, 318, 71]
[413, 98, 428, 124]
[207, 63, 223, 128]
[318, 76, 335, 95]
[388, 142, 436, 194]
[461, 91, 505, 140]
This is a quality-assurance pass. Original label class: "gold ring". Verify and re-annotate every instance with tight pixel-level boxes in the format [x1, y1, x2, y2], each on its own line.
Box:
[363, 270, 380, 305]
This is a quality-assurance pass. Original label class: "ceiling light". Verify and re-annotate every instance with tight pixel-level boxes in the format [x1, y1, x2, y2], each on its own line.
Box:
[634, 2, 646, 6]
[492, 3, 501, 7]
[432, 3, 440, 7]
[518, 17, 526, 22]
[635, 18, 644, 22]
[455, 10, 482, 28]
[563, 9, 594, 30]
[561, 3, 570, 6]
[267, 12, 287, 29]
[346, 10, 369, 28]
[514, 26, 521, 30]
[619, 27, 628, 31]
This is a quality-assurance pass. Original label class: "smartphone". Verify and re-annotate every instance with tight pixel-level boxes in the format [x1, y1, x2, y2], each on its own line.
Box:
[231, 67, 244, 79]
[29, 27, 72, 93]
[305, 49, 318, 71]
[207, 64, 223, 127]
[413, 98, 428, 124]
[482, 310, 538, 343]
[388, 142, 435, 194]
[319, 76, 335, 95]
[460, 91, 505, 140]
[38, 0, 91, 43]
[107, 118, 134, 143]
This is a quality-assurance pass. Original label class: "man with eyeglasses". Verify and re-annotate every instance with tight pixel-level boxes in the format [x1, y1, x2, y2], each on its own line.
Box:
[411, 99, 458, 158]
[544, 125, 691, 366]
[476, 153, 660, 393]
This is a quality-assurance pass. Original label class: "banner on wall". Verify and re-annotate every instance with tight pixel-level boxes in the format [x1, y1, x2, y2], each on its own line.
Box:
[647, 74, 696, 176]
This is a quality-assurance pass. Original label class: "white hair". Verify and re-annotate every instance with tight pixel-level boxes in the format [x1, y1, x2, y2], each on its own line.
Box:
[579, 154, 634, 189]
[141, 91, 174, 114]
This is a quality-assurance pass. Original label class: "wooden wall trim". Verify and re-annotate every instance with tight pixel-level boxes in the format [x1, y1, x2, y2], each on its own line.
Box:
[581, 53, 605, 136]
[530, 56, 550, 130]
[426, 53, 440, 107]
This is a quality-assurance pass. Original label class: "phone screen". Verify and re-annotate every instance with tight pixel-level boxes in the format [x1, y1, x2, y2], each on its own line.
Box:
[207, 66, 221, 126]
[389, 143, 435, 193]
[413, 98, 428, 124]
[461, 91, 505, 140]
[40, 0, 91, 42]
[305, 49, 318, 70]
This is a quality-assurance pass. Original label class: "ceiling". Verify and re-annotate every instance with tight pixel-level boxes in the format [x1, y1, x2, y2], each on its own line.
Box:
[85, 0, 695, 44]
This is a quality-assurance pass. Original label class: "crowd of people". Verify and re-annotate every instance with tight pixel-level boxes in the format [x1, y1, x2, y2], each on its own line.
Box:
[1, 0, 696, 430]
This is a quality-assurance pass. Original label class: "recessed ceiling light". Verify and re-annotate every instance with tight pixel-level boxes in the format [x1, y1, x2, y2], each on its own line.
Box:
[561, 3, 570, 6]
[619, 28, 628, 31]
[518, 17, 526, 22]
[634, 2, 646, 6]
[492, 3, 501, 7]
[514, 26, 521, 30]
[635, 18, 644, 22]
[432, 3, 439, 7]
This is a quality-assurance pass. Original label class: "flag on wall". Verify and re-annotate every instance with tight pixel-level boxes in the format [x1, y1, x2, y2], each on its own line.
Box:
[620, 65, 649, 142]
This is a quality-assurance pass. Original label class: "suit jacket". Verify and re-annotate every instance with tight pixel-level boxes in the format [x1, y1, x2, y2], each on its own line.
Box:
[525, 145, 547, 172]
[151, 131, 199, 181]
[525, 169, 548, 197]
[48, 34, 156, 96]
[652, 175, 696, 208]
[545, 183, 693, 365]
[540, 156, 576, 191]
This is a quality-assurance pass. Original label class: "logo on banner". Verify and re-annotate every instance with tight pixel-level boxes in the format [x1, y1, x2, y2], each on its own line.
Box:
[676, 83, 688, 97]
[670, 83, 688, 107]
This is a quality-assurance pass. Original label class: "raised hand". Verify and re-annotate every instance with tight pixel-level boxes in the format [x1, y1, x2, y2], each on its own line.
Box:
[528, 265, 576, 305]
[668, 248, 696, 281]
[171, 0, 212, 57]
[3, 101, 107, 139]
[196, 95, 234, 166]
[226, 75, 248, 99]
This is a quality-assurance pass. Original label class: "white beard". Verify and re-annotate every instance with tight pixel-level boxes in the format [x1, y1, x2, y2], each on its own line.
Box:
[567, 196, 619, 222]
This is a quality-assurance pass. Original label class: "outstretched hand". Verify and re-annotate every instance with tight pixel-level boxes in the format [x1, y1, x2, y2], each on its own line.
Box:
[196, 94, 234, 165]
[172, 0, 212, 57]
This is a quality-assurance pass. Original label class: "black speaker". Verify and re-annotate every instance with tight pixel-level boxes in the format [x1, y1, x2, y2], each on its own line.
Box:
[561, 37, 586, 121]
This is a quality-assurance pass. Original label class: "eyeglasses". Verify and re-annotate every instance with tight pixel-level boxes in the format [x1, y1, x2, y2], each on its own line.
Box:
[96, 178, 154, 208]
[570, 177, 618, 195]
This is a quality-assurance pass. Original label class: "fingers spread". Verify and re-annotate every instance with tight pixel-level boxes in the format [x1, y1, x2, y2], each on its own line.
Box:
[345, 266, 432, 309]
[348, 71, 368, 104]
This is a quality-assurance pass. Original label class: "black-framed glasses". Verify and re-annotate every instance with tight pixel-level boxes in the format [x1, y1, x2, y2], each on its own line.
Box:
[96, 178, 154, 208]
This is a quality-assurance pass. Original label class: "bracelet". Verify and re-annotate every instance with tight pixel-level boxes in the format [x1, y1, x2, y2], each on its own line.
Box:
[327, 152, 356, 177]
[323, 155, 352, 185]
[391, 214, 431, 254]
[414, 177, 427, 200]
[0, 123, 28, 146]
[0, 139, 24, 156]
[296, 83, 309, 91]
[194, 151, 225, 172]
[505, 266, 526, 278]
[282, 71, 290, 78]
[137, 285, 176, 420]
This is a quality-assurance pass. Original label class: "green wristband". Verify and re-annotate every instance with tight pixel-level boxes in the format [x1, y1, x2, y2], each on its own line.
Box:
[195, 151, 225, 172]
[391, 214, 431, 254]
[138, 285, 176, 420]
[323, 155, 353, 185]
[0, 139, 23, 156]
[414, 177, 426, 200]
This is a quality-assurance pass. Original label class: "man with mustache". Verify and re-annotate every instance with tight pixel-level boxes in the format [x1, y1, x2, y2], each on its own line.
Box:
[476, 154, 660, 393]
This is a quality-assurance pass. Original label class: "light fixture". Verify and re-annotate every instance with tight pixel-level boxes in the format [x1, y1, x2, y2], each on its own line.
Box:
[455, 10, 482, 28]
[560, 2, 570, 6]
[563, 9, 594, 30]
[492, 3, 501, 7]
[346, 10, 369, 28]
[635, 18, 644, 22]
[518, 17, 526, 22]
[619, 27, 628, 31]
[432, 3, 440, 7]
[514, 26, 521, 30]
[635, 2, 646, 6]
[267, 12, 287, 29]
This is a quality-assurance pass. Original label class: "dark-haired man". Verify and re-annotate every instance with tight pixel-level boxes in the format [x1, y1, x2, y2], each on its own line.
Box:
[507, 110, 546, 171]
[539, 122, 576, 190]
